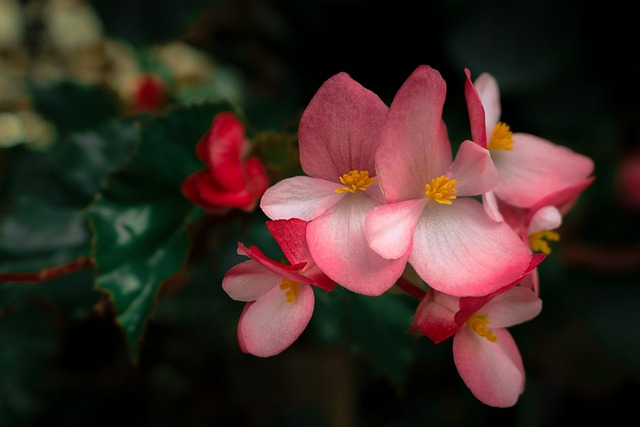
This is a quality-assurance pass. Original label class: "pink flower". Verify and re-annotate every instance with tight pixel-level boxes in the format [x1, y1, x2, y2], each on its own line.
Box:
[181, 112, 269, 213]
[365, 65, 534, 297]
[260, 72, 408, 296]
[222, 218, 334, 357]
[411, 255, 544, 407]
[464, 68, 595, 215]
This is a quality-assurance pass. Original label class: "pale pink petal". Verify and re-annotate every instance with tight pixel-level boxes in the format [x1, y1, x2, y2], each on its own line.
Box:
[376, 65, 451, 202]
[307, 192, 408, 296]
[260, 176, 345, 221]
[453, 327, 525, 408]
[473, 72, 501, 137]
[454, 254, 545, 324]
[238, 283, 315, 357]
[298, 72, 387, 181]
[222, 260, 282, 301]
[482, 191, 504, 222]
[266, 219, 335, 291]
[492, 133, 595, 208]
[409, 198, 532, 296]
[446, 140, 499, 196]
[480, 286, 542, 328]
[365, 198, 426, 260]
[464, 68, 487, 149]
[527, 205, 562, 234]
[411, 290, 461, 344]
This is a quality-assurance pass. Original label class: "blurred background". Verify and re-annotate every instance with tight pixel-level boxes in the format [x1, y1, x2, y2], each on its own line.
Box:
[1, 0, 639, 426]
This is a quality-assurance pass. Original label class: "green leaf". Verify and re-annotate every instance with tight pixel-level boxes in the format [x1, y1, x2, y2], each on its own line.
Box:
[86, 101, 237, 362]
[0, 119, 138, 273]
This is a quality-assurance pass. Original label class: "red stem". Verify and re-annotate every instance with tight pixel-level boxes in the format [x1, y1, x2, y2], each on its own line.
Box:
[0, 256, 94, 283]
[394, 276, 426, 300]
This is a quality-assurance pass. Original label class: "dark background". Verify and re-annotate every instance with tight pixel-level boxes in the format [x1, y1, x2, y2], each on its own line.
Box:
[2, 0, 640, 426]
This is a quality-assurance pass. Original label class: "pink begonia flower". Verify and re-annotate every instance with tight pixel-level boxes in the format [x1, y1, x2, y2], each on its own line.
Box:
[411, 255, 544, 407]
[182, 111, 269, 214]
[365, 65, 533, 297]
[260, 72, 408, 296]
[464, 68, 595, 217]
[222, 218, 335, 357]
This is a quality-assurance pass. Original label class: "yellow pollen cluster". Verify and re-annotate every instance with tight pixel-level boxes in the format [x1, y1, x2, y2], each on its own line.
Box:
[279, 278, 300, 304]
[425, 175, 458, 204]
[335, 170, 375, 194]
[529, 230, 560, 255]
[488, 122, 514, 151]
[468, 313, 498, 343]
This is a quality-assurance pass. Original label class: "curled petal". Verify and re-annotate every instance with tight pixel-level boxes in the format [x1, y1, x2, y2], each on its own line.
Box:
[238, 284, 315, 357]
[260, 176, 345, 221]
[453, 327, 525, 408]
[446, 140, 499, 196]
[527, 205, 562, 234]
[365, 198, 426, 260]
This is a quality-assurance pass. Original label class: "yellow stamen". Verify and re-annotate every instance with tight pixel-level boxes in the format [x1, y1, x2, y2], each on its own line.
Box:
[425, 175, 458, 205]
[528, 230, 560, 255]
[334, 170, 375, 193]
[468, 313, 498, 343]
[488, 122, 514, 151]
[279, 278, 300, 304]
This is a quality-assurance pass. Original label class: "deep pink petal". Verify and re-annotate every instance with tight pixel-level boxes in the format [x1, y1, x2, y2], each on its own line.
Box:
[298, 72, 388, 181]
[238, 283, 315, 357]
[409, 198, 532, 296]
[222, 260, 281, 301]
[266, 219, 335, 291]
[446, 140, 499, 196]
[411, 289, 462, 344]
[464, 68, 487, 149]
[197, 112, 247, 192]
[193, 171, 256, 210]
[492, 133, 595, 208]
[307, 192, 408, 296]
[365, 198, 426, 259]
[244, 156, 270, 199]
[453, 327, 525, 407]
[376, 65, 451, 202]
[237, 243, 310, 284]
[480, 286, 542, 328]
[260, 176, 345, 221]
[182, 170, 231, 214]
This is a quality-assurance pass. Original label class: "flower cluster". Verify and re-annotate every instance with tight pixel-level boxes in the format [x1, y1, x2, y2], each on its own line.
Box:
[205, 65, 594, 407]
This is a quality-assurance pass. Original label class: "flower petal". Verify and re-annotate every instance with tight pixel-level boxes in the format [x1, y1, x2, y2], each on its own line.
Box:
[236, 243, 310, 284]
[464, 68, 488, 149]
[266, 219, 335, 291]
[298, 72, 387, 181]
[409, 198, 532, 296]
[196, 112, 247, 192]
[527, 205, 562, 234]
[482, 191, 504, 222]
[307, 192, 407, 296]
[222, 260, 282, 301]
[473, 72, 501, 139]
[453, 327, 525, 408]
[192, 170, 256, 210]
[238, 284, 315, 357]
[492, 133, 595, 208]
[446, 140, 499, 196]
[260, 176, 345, 221]
[377, 65, 451, 202]
[411, 289, 462, 344]
[365, 198, 426, 260]
[480, 286, 542, 328]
